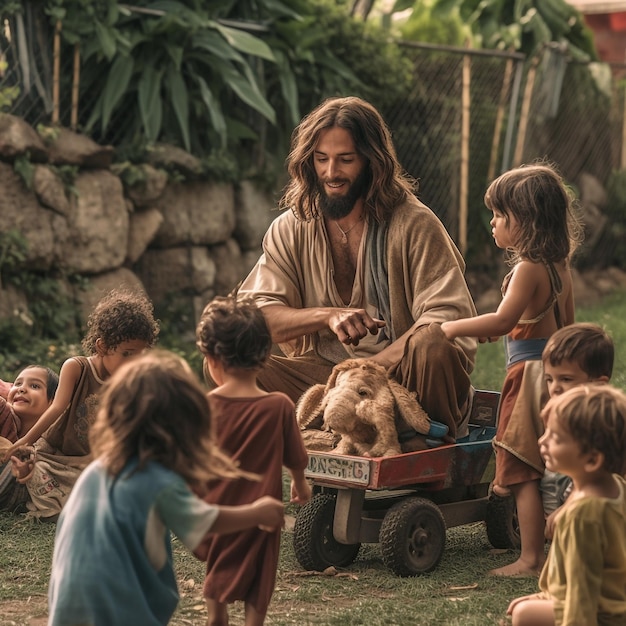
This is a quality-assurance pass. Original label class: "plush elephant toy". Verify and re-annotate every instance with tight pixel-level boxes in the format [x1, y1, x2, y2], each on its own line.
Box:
[296, 358, 434, 457]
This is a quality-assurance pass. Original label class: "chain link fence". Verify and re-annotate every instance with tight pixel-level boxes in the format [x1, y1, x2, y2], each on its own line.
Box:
[1, 12, 624, 270]
[382, 42, 526, 261]
[383, 41, 626, 271]
[0, 7, 58, 128]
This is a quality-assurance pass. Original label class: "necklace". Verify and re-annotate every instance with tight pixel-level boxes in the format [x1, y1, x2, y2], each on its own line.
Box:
[334, 216, 363, 244]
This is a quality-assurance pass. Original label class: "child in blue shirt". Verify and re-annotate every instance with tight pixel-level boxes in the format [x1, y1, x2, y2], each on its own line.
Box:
[47, 350, 284, 626]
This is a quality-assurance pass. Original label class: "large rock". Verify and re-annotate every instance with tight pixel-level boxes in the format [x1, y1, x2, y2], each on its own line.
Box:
[152, 181, 235, 247]
[126, 207, 164, 265]
[135, 246, 216, 304]
[234, 181, 277, 250]
[46, 127, 114, 169]
[146, 143, 202, 177]
[64, 170, 129, 274]
[208, 239, 244, 295]
[0, 113, 47, 162]
[123, 164, 168, 208]
[32, 165, 70, 217]
[0, 162, 69, 269]
[578, 172, 608, 209]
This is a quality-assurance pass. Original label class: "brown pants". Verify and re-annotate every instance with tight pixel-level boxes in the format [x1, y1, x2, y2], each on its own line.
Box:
[257, 323, 472, 439]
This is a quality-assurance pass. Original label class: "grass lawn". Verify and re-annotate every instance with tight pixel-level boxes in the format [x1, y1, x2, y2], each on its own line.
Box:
[0, 292, 624, 625]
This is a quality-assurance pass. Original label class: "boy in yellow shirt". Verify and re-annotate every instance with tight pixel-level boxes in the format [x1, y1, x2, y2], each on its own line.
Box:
[508, 384, 626, 625]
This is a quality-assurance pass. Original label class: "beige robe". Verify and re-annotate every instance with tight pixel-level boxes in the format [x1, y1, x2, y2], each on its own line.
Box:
[239, 194, 477, 367]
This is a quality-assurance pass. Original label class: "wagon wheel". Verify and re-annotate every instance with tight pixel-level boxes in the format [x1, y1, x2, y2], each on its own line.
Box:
[293, 493, 360, 571]
[379, 497, 446, 577]
[485, 486, 521, 550]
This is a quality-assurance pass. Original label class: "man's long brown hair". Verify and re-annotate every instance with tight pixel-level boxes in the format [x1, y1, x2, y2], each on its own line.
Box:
[279, 96, 416, 223]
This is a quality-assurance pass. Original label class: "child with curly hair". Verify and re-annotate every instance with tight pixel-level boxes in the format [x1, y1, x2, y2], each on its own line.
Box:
[508, 385, 626, 625]
[195, 295, 311, 626]
[48, 349, 284, 626]
[4, 287, 159, 519]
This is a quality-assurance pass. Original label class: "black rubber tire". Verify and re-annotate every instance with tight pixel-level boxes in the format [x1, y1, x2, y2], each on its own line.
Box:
[485, 489, 521, 549]
[293, 493, 361, 571]
[379, 497, 446, 577]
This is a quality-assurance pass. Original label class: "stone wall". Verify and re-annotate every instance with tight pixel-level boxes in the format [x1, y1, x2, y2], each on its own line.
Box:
[2, 113, 625, 338]
[0, 114, 276, 330]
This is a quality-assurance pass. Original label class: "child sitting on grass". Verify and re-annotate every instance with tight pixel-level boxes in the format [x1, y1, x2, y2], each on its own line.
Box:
[540, 323, 613, 532]
[507, 384, 626, 625]
[47, 350, 284, 626]
[0, 365, 59, 512]
[4, 288, 159, 520]
[0, 365, 59, 443]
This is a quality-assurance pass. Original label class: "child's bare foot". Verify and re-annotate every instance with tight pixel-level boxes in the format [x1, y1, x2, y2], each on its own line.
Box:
[488, 558, 543, 578]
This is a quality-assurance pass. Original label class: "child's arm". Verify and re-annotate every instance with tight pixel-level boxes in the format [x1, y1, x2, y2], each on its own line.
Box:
[562, 279, 575, 327]
[0, 379, 10, 400]
[289, 469, 312, 505]
[0, 396, 19, 442]
[2, 358, 83, 461]
[210, 495, 284, 534]
[442, 262, 540, 340]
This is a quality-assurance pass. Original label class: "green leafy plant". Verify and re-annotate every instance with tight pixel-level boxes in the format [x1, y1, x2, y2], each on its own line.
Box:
[49, 164, 80, 197]
[6, 271, 82, 340]
[0, 229, 28, 290]
[36, 123, 62, 144]
[0, 84, 20, 111]
[12, 153, 35, 189]
[431, 0, 598, 59]
[54, 0, 279, 154]
[399, 0, 469, 45]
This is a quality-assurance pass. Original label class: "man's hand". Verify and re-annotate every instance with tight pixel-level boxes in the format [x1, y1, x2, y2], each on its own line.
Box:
[328, 308, 386, 346]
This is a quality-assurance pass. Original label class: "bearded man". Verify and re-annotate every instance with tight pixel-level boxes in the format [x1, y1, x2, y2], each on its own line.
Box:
[238, 96, 477, 439]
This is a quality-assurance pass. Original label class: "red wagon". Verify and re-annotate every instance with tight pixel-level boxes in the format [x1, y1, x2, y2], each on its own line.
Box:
[293, 389, 520, 577]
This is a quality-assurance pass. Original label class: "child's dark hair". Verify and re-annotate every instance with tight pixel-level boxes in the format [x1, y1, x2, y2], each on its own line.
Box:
[89, 350, 254, 492]
[542, 323, 614, 380]
[81, 288, 160, 354]
[196, 295, 272, 370]
[20, 365, 59, 401]
[484, 162, 583, 265]
[544, 385, 626, 474]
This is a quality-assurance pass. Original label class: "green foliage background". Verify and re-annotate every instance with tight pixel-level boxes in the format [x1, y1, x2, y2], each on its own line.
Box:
[2, 0, 625, 379]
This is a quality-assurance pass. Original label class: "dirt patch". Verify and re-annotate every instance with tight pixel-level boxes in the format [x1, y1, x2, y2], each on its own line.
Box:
[0, 597, 47, 626]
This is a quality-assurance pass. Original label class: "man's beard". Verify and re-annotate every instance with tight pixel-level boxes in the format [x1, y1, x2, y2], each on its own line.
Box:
[317, 168, 371, 220]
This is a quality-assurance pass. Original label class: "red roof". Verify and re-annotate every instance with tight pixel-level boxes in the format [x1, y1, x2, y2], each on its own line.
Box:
[567, 0, 626, 13]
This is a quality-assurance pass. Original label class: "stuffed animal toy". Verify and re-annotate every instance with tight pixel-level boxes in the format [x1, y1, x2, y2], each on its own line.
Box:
[296, 358, 434, 457]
